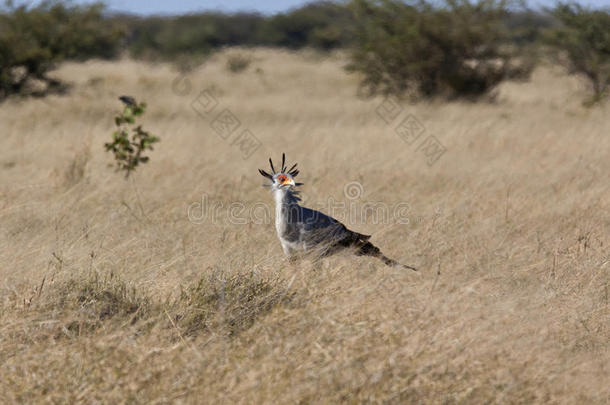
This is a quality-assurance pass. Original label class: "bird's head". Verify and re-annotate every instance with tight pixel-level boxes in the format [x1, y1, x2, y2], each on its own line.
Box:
[259, 153, 303, 191]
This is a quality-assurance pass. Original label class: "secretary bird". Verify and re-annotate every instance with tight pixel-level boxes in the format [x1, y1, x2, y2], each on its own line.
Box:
[259, 154, 417, 271]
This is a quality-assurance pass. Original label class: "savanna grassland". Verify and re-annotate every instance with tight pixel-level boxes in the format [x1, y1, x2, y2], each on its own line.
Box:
[0, 48, 608, 404]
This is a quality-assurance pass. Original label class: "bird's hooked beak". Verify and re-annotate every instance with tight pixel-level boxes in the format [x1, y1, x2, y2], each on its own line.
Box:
[281, 177, 295, 187]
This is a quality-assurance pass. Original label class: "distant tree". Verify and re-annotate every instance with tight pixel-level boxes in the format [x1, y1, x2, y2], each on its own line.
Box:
[346, 0, 533, 99]
[546, 3, 610, 104]
[503, 10, 554, 45]
[0, 1, 124, 100]
[259, 1, 355, 50]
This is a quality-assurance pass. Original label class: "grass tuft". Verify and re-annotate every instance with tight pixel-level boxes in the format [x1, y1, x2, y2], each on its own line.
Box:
[40, 272, 154, 337]
[174, 270, 295, 337]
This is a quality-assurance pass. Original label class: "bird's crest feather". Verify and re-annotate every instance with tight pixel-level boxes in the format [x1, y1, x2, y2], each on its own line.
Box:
[259, 153, 303, 187]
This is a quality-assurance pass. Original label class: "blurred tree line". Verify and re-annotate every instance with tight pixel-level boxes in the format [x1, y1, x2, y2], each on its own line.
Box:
[0, 0, 608, 102]
[119, 1, 355, 59]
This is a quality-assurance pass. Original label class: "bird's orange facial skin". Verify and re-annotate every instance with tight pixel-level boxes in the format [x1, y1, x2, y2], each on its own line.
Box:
[277, 175, 289, 185]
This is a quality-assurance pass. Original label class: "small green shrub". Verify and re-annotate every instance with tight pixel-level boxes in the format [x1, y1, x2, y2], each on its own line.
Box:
[546, 3, 610, 104]
[104, 97, 159, 178]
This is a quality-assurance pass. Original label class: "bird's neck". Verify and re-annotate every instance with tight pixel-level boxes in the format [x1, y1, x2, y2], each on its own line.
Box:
[273, 187, 299, 208]
[274, 188, 300, 229]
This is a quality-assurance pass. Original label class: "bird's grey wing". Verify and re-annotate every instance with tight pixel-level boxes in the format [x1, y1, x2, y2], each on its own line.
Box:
[297, 207, 351, 246]
[278, 205, 337, 243]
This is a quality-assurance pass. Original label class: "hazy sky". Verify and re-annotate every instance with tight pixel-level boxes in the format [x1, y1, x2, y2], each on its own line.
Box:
[22, 0, 610, 15]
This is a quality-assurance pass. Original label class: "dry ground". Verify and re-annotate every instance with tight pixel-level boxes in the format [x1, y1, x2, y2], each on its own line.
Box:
[0, 48, 608, 404]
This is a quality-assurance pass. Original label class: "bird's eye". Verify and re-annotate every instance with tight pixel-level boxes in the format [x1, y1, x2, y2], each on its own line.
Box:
[277, 175, 287, 183]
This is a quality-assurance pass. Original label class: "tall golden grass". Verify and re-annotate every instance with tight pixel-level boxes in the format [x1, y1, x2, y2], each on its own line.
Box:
[0, 48, 608, 403]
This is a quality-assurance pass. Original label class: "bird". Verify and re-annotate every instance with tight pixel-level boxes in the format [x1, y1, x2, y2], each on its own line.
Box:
[119, 95, 137, 106]
[259, 154, 417, 271]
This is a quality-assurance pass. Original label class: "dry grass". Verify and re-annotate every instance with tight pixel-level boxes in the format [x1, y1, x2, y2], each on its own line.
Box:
[0, 48, 608, 404]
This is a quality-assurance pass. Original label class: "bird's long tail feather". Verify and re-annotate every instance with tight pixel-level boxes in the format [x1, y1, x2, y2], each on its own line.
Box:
[356, 241, 417, 271]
